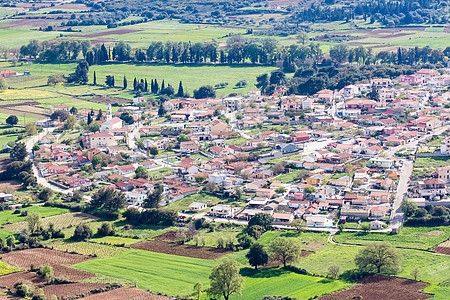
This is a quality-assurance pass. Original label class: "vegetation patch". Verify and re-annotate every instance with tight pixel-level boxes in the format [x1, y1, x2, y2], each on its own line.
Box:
[49, 241, 128, 258]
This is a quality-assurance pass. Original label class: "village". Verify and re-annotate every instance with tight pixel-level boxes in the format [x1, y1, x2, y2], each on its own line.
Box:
[25, 67, 450, 233]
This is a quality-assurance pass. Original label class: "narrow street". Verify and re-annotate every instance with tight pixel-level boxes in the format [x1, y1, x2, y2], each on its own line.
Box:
[389, 159, 412, 229]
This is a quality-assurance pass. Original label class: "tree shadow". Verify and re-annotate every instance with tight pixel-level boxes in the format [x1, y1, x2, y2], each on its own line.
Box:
[240, 266, 289, 279]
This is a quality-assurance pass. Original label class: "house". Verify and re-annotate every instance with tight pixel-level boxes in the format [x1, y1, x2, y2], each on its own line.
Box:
[345, 99, 377, 109]
[290, 132, 309, 143]
[0, 193, 13, 202]
[89, 132, 116, 148]
[340, 207, 370, 220]
[0, 70, 18, 78]
[209, 204, 240, 218]
[370, 206, 389, 218]
[189, 202, 207, 212]
[133, 96, 147, 105]
[272, 212, 294, 225]
[256, 188, 275, 198]
[275, 143, 297, 154]
[305, 215, 333, 227]
[117, 164, 135, 176]
[440, 137, 450, 155]
[139, 160, 157, 170]
[180, 141, 200, 154]
[210, 120, 232, 139]
[54, 104, 70, 112]
[306, 174, 324, 186]
[370, 220, 385, 230]
[125, 192, 146, 206]
[369, 191, 390, 204]
[101, 117, 123, 132]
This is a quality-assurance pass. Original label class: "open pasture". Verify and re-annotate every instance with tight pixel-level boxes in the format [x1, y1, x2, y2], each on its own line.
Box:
[49, 241, 128, 258]
[0, 206, 68, 225]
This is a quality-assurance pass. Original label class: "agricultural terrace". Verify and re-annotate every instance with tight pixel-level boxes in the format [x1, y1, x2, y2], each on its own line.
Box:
[0, 206, 68, 225]
[3, 212, 98, 232]
[49, 241, 128, 258]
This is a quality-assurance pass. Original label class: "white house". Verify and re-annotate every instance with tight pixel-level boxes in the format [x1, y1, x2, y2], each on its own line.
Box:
[189, 202, 207, 212]
[125, 192, 146, 206]
[305, 214, 333, 227]
[101, 117, 123, 132]
[440, 137, 450, 155]
[209, 204, 239, 218]
[209, 173, 227, 184]
[133, 97, 147, 105]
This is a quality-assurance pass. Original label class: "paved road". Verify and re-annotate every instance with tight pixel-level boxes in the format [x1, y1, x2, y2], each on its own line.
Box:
[389, 159, 412, 229]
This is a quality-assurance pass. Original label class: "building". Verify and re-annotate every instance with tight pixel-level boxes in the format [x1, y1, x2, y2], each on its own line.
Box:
[101, 117, 123, 132]
[189, 202, 207, 212]
[0, 70, 18, 78]
[222, 97, 242, 111]
[88, 132, 116, 148]
[272, 212, 294, 225]
[305, 215, 333, 227]
[441, 137, 450, 155]
[209, 204, 239, 218]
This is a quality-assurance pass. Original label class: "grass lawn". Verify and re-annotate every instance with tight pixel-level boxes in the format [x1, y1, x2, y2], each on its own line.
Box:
[0, 228, 15, 240]
[147, 167, 173, 180]
[272, 169, 303, 183]
[186, 226, 244, 248]
[333, 226, 450, 250]
[163, 193, 225, 212]
[114, 224, 176, 239]
[73, 249, 217, 296]
[234, 267, 352, 300]
[0, 206, 69, 225]
[414, 156, 450, 168]
[226, 137, 249, 146]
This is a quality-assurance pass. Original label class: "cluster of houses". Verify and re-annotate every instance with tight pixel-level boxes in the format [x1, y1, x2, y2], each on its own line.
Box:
[30, 66, 450, 229]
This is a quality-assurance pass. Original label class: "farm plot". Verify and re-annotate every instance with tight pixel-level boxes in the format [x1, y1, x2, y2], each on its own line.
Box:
[0, 206, 68, 225]
[81, 287, 170, 300]
[3, 212, 98, 232]
[2, 248, 96, 281]
[0, 271, 46, 290]
[41, 283, 109, 300]
[130, 240, 231, 260]
[434, 240, 450, 255]
[73, 249, 217, 296]
[86, 96, 130, 105]
[0, 89, 58, 101]
[318, 275, 432, 300]
[49, 241, 128, 258]
[0, 261, 20, 276]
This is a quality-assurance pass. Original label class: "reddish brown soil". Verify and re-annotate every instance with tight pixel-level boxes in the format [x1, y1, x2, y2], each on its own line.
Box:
[88, 96, 130, 105]
[0, 19, 56, 29]
[433, 246, 450, 255]
[318, 275, 432, 300]
[2, 249, 95, 281]
[0, 271, 46, 290]
[130, 240, 231, 260]
[68, 29, 141, 38]
[41, 283, 108, 300]
[153, 230, 198, 242]
[0, 180, 21, 192]
[0, 102, 40, 108]
[82, 287, 170, 300]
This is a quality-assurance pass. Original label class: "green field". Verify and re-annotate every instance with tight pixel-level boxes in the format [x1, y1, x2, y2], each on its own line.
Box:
[333, 226, 450, 250]
[0, 260, 20, 276]
[147, 167, 173, 180]
[414, 157, 450, 168]
[0, 206, 69, 225]
[163, 193, 225, 212]
[49, 241, 128, 258]
[73, 249, 217, 296]
[7, 62, 278, 98]
[234, 268, 351, 300]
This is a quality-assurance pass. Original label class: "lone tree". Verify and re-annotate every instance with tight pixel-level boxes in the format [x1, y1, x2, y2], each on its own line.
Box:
[354, 242, 401, 274]
[73, 223, 93, 241]
[208, 259, 244, 300]
[290, 218, 306, 233]
[27, 212, 42, 235]
[193, 282, 203, 300]
[246, 242, 269, 270]
[327, 264, 341, 279]
[268, 237, 302, 268]
[134, 166, 148, 179]
[410, 267, 421, 281]
[6, 115, 18, 126]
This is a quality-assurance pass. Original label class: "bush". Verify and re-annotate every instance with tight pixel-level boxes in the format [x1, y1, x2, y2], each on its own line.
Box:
[97, 222, 114, 236]
[284, 265, 308, 275]
[72, 224, 93, 241]
[14, 280, 35, 298]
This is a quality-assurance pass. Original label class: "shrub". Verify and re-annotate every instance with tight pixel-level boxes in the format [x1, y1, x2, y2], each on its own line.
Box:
[97, 222, 114, 236]
[14, 280, 35, 298]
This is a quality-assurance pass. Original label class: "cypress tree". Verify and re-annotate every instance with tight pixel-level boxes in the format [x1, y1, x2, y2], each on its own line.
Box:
[133, 78, 137, 90]
[161, 80, 165, 90]
[93, 71, 97, 85]
[151, 79, 154, 93]
[87, 113, 92, 125]
[177, 81, 184, 97]
[154, 79, 159, 93]
[144, 79, 148, 92]
[123, 76, 127, 89]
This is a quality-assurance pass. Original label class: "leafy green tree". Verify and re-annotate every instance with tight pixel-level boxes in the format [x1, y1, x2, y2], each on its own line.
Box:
[193, 85, 216, 99]
[39, 264, 54, 283]
[304, 186, 317, 194]
[6, 115, 18, 126]
[135, 166, 148, 179]
[275, 187, 287, 194]
[65, 115, 77, 130]
[330, 44, 349, 64]
[195, 175, 206, 183]
[10, 142, 27, 161]
[290, 219, 306, 233]
[90, 188, 126, 214]
[410, 267, 421, 281]
[193, 282, 203, 300]
[26, 122, 37, 135]
[91, 155, 103, 170]
[14, 280, 35, 298]
[72, 223, 93, 241]
[50, 110, 69, 122]
[149, 146, 159, 156]
[143, 186, 162, 208]
[327, 264, 341, 279]
[355, 242, 401, 274]
[248, 213, 273, 231]
[27, 212, 42, 235]
[246, 242, 268, 270]
[0, 76, 7, 90]
[268, 237, 302, 268]
[208, 259, 244, 300]
[97, 222, 114, 236]
[401, 199, 418, 218]
[105, 75, 115, 87]
[38, 187, 53, 202]
[6, 235, 15, 247]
